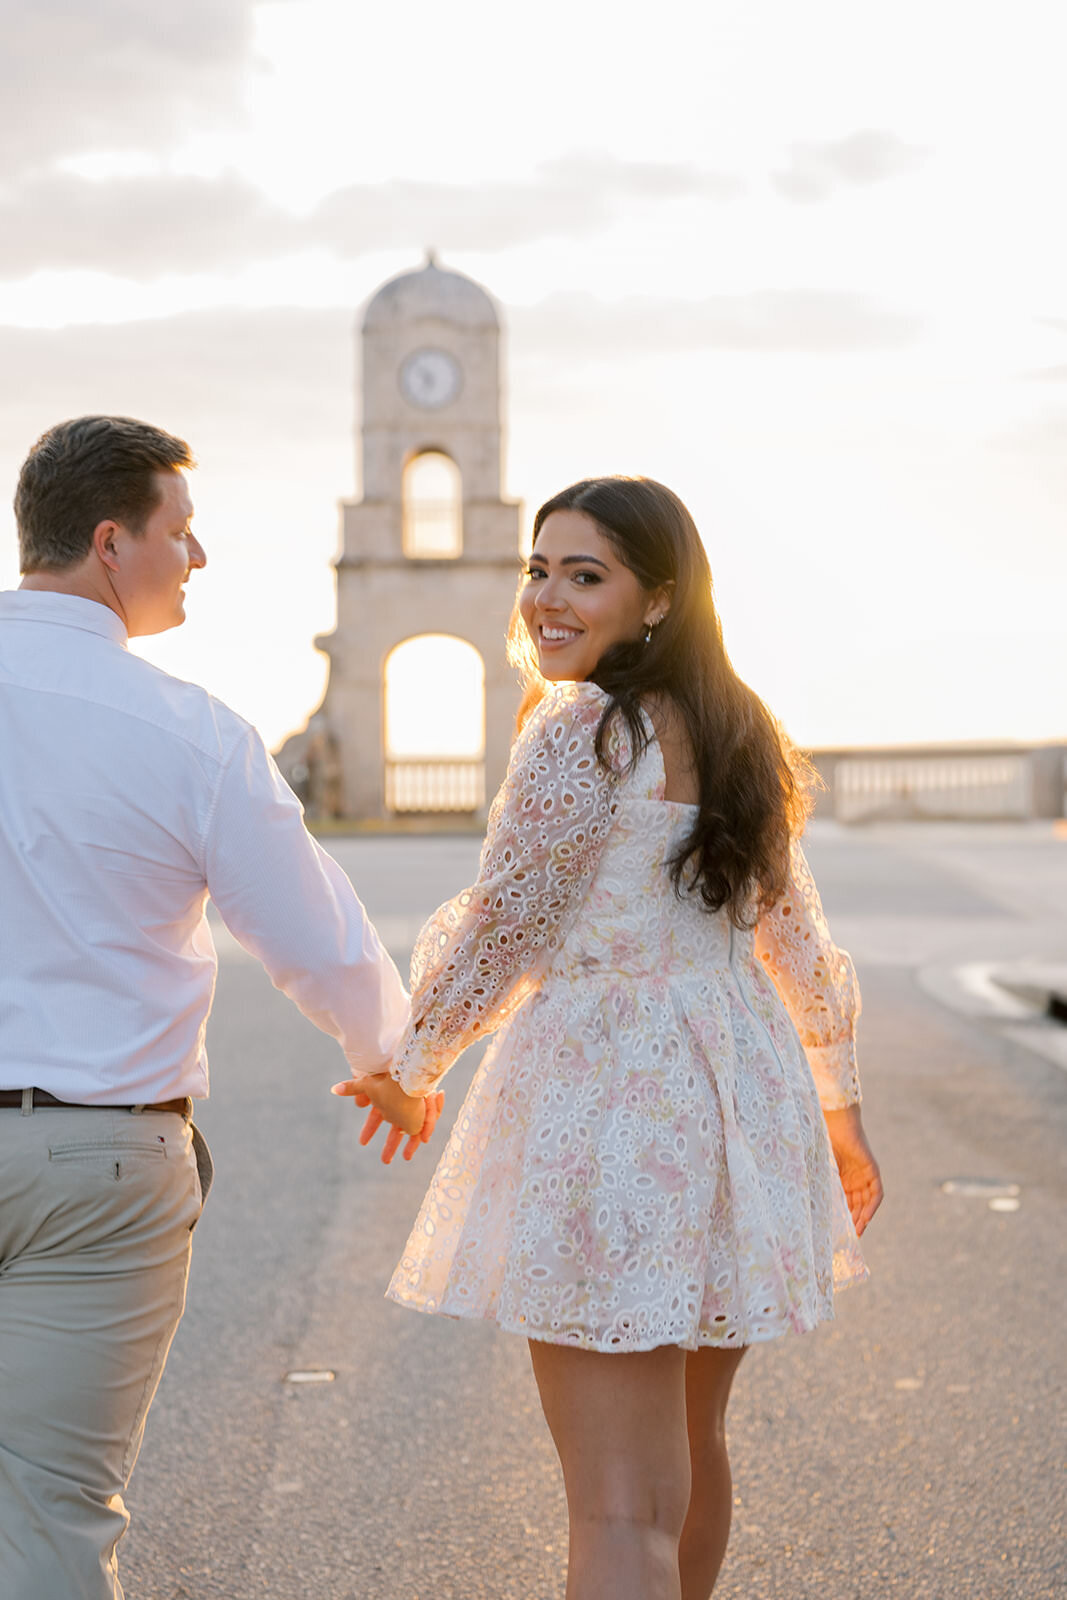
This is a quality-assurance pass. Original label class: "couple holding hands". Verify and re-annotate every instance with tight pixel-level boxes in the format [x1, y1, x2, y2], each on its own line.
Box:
[0, 415, 880, 1600]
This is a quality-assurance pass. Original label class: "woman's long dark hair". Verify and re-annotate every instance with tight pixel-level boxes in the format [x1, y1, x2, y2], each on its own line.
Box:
[508, 476, 812, 926]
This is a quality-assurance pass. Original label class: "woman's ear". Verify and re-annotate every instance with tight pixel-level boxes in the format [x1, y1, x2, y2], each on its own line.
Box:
[644, 582, 674, 628]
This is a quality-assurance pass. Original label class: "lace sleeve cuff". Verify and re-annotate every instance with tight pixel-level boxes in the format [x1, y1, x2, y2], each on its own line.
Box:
[390, 1023, 444, 1096]
[804, 1039, 862, 1110]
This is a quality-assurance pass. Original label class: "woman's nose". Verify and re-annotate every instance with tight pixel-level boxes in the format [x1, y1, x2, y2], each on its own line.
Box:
[535, 579, 566, 611]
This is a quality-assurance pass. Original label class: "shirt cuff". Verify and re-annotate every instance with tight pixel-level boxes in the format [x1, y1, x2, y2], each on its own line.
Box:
[342, 1058, 391, 1078]
[341, 1010, 411, 1079]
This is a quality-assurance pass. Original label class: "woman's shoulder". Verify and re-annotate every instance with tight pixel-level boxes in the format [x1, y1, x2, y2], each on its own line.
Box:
[541, 679, 611, 711]
[512, 681, 614, 771]
[524, 680, 611, 734]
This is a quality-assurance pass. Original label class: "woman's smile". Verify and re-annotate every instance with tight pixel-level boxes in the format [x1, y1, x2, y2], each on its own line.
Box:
[538, 622, 584, 649]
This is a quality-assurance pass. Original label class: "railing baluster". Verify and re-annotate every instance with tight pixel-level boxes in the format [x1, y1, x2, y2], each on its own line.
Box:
[385, 758, 486, 814]
[833, 754, 1032, 822]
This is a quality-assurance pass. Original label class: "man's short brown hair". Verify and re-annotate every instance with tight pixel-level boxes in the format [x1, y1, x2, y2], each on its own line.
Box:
[15, 415, 194, 574]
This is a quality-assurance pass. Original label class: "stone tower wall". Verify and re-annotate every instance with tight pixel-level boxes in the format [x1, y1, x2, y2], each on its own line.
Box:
[280, 258, 523, 822]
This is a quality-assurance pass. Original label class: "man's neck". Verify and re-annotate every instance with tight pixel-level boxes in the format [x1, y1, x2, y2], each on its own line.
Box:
[20, 568, 126, 628]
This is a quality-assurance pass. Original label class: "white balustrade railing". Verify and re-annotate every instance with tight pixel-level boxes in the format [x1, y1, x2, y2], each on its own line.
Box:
[385, 758, 485, 814]
[834, 755, 1033, 823]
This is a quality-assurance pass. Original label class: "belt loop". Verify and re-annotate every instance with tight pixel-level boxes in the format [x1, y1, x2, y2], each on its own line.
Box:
[21, 1087, 33, 1116]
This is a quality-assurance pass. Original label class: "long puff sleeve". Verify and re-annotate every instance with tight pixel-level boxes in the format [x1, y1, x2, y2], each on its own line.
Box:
[753, 841, 862, 1109]
[390, 684, 621, 1095]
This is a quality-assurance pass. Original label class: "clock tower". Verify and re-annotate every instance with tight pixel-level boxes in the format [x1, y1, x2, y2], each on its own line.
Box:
[282, 254, 523, 822]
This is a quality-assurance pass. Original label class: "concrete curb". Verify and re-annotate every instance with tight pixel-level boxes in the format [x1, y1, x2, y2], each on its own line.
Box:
[990, 964, 1067, 1019]
[916, 960, 1067, 1075]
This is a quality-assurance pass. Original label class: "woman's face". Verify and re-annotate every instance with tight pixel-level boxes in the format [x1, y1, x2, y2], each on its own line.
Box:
[519, 509, 666, 682]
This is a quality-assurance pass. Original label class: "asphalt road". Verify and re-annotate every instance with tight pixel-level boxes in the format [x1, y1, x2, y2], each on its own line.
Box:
[121, 824, 1067, 1600]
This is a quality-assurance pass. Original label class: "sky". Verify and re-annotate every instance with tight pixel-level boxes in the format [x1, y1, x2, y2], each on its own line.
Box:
[1, 0, 1064, 753]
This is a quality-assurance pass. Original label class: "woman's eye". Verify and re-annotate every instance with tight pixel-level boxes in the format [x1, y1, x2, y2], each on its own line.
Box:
[523, 566, 600, 584]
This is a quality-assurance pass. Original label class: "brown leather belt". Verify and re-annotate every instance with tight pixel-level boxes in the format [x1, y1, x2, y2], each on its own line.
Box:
[0, 1088, 191, 1116]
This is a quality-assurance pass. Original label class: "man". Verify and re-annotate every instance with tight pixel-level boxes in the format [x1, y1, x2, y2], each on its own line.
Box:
[0, 416, 433, 1599]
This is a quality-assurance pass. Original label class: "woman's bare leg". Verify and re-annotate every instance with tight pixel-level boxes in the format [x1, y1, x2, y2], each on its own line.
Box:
[678, 1346, 747, 1599]
[528, 1340, 692, 1600]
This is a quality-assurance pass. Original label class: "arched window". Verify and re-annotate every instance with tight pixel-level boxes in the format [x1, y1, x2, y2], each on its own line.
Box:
[402, 451, 462, 559]
[384, 635, 485, 812]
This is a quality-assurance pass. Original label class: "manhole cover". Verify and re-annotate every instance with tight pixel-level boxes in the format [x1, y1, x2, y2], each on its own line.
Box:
[940, 1178, 1020, 1199]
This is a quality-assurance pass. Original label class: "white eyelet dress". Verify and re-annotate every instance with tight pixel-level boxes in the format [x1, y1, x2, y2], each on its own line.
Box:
[386, 682, 868, 1352]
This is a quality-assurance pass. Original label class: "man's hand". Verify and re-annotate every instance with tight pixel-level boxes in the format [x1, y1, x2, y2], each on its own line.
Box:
[331, 1073, 444, 1164]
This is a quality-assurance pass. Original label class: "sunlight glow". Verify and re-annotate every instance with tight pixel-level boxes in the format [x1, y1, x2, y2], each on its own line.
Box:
[403, 453, 463, 559]
[1, 1, 1063, 748]
[385, 635, 485, 758]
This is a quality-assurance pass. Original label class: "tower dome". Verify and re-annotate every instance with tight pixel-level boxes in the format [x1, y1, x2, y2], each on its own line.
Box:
[362, 252, 499, 331]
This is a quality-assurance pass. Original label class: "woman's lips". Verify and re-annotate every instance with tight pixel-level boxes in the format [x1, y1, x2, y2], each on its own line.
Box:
[538, 624, 582, 650]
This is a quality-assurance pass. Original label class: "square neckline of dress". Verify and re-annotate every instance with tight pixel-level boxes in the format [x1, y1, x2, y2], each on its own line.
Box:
[634, 702, 700, 813]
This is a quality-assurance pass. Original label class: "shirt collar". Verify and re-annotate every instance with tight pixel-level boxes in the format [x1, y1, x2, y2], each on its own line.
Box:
[0, 589, 129, 647]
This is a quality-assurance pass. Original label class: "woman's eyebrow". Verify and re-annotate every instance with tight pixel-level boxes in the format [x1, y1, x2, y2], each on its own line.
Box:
[529, 552, 610, 570]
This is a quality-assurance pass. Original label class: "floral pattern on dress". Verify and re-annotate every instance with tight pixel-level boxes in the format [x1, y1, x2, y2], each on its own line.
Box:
[387, 682, 868, 1352]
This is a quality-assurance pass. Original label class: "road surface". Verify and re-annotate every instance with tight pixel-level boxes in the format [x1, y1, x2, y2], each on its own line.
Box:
[121, 823, 1067, 1599]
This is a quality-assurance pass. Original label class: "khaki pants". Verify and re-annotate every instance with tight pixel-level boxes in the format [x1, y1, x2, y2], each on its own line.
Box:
[0, 1104, 211, 1600]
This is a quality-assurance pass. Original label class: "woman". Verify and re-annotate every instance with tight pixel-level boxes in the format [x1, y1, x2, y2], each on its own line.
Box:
[335, 477, 883, 1600]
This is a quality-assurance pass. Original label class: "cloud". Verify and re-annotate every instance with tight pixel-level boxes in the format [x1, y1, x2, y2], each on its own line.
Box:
[0, 308, 353, 454]
[0, 286, 922, 469]
[0, 123, 927, 288]
[0, 154, 743, 280]
[317, 154, 741, 256]
[1022, 320, 1067, 381]
[990, 413, 1067, 455]
[536, 152, 743, 204]
[0, 0, 255, 175]
[771, 130, 928, 203]
[512, 289, 923, 355]
[0, 172, 296, 278]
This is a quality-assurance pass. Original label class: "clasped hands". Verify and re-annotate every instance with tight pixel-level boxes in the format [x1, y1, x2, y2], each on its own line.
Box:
[331, 1071, 445, 1164]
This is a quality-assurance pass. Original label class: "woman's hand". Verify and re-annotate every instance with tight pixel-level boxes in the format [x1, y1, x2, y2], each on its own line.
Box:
[822, 1105, 883, 1236]
[331, 1073, 445, 1164]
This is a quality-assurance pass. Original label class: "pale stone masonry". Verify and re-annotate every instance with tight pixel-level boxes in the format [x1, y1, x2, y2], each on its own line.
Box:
[277, 255, 523, 822]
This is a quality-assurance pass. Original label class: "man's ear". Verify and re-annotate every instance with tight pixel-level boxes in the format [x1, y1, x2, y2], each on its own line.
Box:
[92, 520, 122, 572]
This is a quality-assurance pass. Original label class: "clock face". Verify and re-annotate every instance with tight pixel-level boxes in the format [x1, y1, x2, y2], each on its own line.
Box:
[399, 347, 462, 410]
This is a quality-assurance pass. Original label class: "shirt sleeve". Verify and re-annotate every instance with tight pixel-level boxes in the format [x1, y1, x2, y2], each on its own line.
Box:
[202, 727, 410, 1075]
[753, 840, 862, 1109]
[390, 685, 621, 1095]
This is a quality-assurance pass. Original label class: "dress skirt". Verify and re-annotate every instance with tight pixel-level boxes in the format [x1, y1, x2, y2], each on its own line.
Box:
[387, 966, 868, 1353]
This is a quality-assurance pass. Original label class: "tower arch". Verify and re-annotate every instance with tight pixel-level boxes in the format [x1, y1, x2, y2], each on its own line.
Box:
[383, 634, 485, 812]
[402, 451, 462, 559]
